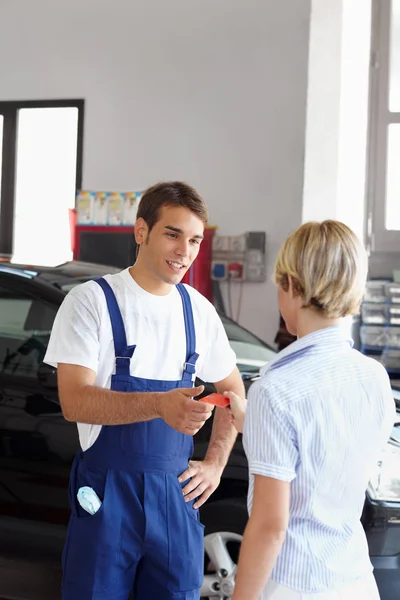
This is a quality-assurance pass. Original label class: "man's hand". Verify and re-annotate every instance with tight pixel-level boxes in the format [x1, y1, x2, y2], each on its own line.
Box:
[159, 385, 214, 435]
[178, 459, 223, 509]
[225, 391, 247, 433]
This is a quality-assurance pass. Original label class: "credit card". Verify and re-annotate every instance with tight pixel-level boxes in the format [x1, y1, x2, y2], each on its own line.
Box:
[199, 393, 230, 407]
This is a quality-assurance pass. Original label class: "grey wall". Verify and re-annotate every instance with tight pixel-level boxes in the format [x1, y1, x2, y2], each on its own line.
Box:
[0, 0, 311, 344]
[369, 252, 400, 279]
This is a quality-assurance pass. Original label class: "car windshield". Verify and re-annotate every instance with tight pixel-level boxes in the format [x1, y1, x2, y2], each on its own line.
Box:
[220, 314, 276, 373]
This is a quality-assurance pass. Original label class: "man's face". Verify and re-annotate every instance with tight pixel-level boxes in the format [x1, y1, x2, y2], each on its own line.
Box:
[135, 205, 204, 286]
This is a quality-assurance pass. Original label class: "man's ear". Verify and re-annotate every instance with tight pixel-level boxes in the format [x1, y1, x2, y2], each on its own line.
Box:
[134, 217, 148, 245]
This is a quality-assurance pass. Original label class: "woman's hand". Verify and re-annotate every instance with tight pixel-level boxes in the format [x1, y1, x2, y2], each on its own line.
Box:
[224, 391, 247, 433]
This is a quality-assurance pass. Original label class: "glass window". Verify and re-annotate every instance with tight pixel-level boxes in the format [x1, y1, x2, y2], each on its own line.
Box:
[0, 285, 57, 378]
[0, 114, 3, 199]
[385, 124, 400, 230]
[367, 0, 400, 250]
[12, 107, 79, 266]
[389, 0, 400, 112]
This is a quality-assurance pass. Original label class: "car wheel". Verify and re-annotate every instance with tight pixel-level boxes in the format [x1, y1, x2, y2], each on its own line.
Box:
[200, 498, 247, 599]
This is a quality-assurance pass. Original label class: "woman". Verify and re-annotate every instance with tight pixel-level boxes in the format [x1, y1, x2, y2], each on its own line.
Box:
[226, 221, 395, 600]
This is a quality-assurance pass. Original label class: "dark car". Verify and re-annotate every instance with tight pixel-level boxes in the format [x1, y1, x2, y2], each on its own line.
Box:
[0, 261, 399, 600]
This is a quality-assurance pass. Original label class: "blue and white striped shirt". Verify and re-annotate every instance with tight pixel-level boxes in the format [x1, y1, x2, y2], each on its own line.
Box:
[244, 326, 395, 593]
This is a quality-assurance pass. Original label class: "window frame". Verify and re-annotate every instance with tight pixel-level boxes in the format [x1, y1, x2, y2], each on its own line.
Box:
[0, 99, 84, 260]
[367, 0, 400, 252]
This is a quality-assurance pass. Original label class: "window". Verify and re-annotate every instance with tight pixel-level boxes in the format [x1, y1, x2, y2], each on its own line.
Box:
[0, 100, 84, 265]
[385, 124, 400, 230]
[0, 115, 3, 206]
[0, 285, 57, 378]
[367, 0, 400, 251]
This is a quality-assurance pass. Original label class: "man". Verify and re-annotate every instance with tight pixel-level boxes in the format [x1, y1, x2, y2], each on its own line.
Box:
[44, 181, 244, 600]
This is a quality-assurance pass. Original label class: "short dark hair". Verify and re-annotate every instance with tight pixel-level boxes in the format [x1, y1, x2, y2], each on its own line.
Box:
[137, 181, 208, 232]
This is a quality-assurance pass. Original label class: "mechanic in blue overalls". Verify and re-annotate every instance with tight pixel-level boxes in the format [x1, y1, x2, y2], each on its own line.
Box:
[45, 181, 245, 600]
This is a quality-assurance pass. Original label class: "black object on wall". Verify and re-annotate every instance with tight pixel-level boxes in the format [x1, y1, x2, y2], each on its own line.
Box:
[78, 231, 137, 269]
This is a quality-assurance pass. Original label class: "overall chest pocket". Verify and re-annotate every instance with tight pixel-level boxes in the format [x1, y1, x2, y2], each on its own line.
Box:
[113, 375, 185, 459]
[120, 420, 184, 459]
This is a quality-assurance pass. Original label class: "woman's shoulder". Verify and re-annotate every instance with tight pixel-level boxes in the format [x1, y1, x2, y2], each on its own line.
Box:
[249, 369, 297, 414]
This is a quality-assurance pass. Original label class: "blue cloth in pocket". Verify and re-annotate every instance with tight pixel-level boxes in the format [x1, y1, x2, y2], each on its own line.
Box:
[77, 486, 102, 515]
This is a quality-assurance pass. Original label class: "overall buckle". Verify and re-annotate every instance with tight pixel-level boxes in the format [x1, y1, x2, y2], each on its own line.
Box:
[184, 361, 196, 373]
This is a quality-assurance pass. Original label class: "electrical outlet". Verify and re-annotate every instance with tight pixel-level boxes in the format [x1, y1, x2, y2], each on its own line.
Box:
[230, 235, 246, 253]
[212, 235, 231, 252]
[228, 261, 244, 281]
[211, 261, 228, 280]
[246, 249, 263, 265]
[245, 231, 266, 252]
[245, 232, 266, 282]
[246, 264, 266, 282]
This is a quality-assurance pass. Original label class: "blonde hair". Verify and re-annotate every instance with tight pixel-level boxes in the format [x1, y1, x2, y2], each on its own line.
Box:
[274, 220, 368, 318]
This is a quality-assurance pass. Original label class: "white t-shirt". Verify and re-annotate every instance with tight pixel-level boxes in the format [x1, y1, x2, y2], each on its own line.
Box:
[44, 268, 236, 450]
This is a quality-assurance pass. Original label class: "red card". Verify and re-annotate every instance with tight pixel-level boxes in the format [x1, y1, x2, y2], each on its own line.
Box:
[199, 393, 230, 407]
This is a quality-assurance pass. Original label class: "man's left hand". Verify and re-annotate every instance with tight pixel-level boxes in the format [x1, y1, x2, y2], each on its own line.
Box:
[178, 459, 223, 509]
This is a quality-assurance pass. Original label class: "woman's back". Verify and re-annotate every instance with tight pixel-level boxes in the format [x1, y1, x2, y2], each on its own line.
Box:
[244, 327, 395, 593]
[232, 221, 393, 600]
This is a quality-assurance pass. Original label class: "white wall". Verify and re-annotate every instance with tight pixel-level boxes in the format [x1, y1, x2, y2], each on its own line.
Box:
[302, 1, 343, 220]
[337, 0, 372, 241]
[0, 0, 311, 344]
[302, 0, 372, 242]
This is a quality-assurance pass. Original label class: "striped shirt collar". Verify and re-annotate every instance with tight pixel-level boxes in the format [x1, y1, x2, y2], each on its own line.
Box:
[262, 325, 353, 376]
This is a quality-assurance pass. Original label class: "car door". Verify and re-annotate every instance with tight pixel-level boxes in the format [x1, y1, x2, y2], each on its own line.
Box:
[0, 272, 79, 584]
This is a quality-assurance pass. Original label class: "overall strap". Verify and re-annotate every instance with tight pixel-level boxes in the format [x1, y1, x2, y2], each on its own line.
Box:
[176, 283, 199, 384]
[95, 278, 136, 376]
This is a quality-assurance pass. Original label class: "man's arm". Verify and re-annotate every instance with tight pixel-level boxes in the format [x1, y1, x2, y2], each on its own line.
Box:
[57, 363, 212, 435]
[232, 475, 289, 600]
[180, 366, 245, 508]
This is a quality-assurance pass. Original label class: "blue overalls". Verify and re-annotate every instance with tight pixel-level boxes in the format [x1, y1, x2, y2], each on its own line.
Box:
[62, 279, 205, 600]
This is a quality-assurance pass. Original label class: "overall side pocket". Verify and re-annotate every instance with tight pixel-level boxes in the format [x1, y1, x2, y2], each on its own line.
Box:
[166, 475, 205, 593]
[63, 466, 123, 592]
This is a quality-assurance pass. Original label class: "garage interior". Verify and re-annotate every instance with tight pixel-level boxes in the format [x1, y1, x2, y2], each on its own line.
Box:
[0, 1, 400, 599]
